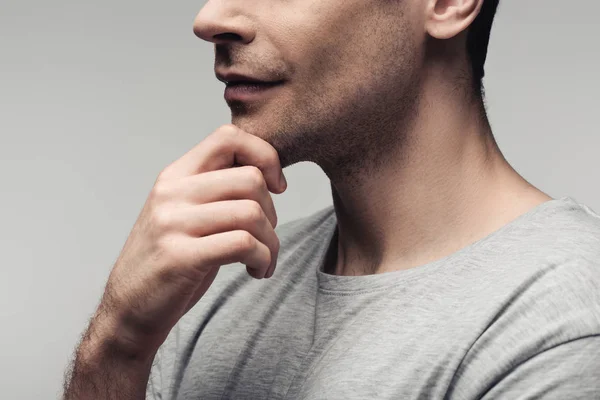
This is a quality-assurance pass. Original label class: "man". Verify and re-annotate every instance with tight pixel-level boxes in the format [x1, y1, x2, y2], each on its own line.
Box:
[63, 0, 600, 399]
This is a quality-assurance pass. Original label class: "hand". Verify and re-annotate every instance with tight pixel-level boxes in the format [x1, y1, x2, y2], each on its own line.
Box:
[94, 124, 287, 358]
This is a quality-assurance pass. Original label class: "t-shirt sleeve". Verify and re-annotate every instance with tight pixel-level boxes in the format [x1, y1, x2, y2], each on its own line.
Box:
[480, 335, 600, 399]
[447, 256, 600, 399]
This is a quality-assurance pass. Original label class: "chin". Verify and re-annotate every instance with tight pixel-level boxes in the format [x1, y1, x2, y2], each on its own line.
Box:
[229, 113, 307, 169]
[230, 113, 276, 137]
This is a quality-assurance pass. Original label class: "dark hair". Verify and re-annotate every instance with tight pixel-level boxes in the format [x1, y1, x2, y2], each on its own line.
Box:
[466, 0, 500, 97]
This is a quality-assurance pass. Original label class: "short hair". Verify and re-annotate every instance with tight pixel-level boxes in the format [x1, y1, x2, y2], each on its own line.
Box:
[466, 0, 500, 97]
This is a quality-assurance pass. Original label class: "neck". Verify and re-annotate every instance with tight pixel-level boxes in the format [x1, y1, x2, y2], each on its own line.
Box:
[322, 79, 552, 276]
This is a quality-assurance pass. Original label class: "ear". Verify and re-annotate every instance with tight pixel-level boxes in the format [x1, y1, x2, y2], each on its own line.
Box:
[425, 0, 484, 40]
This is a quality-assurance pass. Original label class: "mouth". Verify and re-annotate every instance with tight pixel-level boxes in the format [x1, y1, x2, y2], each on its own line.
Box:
[226, 80, 283, 87]
[224, 80, 285, 102]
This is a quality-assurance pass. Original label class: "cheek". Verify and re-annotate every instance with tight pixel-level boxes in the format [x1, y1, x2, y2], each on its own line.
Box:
[302, 32, 394, 103]
[271, 1, 367, 81]
[270, 2, 417, 110]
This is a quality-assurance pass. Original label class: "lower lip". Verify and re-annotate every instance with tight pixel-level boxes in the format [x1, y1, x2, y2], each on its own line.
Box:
[224, 81, 284, 102]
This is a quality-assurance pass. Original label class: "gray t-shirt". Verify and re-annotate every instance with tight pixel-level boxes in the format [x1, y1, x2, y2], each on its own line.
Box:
[146, 196, 600, 399]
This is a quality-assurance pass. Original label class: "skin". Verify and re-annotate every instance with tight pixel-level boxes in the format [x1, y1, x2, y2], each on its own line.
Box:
[193, 0, 552, 277]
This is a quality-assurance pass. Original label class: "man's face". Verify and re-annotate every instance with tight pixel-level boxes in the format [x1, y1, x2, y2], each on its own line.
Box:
[194, 0, 424, 172]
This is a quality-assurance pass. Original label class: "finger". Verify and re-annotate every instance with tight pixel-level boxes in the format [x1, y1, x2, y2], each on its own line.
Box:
[167, 199, 280, 272]
[166, 166, 278, 228]
[159, 124, 287, 194]
[177, 230, 272, 279]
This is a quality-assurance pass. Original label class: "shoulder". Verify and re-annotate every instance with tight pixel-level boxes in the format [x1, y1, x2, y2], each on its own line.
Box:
[479, 196, 600, 314]
[447, 198, 600, 397]
[484, 196, 600, 343]
[531, 196, 600, 253]
[517, 197, 600, 317]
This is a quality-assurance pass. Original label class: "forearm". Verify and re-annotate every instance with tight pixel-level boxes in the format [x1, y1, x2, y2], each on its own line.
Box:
[63, 315, 156, 400]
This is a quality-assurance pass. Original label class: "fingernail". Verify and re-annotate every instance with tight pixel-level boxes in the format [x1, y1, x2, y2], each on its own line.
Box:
[279, 172, 287, 191]
[267, 259, 277, 278]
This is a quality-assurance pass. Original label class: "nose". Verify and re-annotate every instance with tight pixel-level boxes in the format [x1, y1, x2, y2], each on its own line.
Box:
[193, 1, 255, 45]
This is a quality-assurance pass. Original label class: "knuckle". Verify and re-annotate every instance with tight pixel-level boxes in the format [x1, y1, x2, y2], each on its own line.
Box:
[241, 199, 264, 223]
[219, 124, 241, 140]
[244, 166, 266, 189]
[262, 146, 280, 167]
[157, 168, 169, 181]
[150, 181, 171, 203]
[206, 124, 239, 151]
[152, 206, 174, 231]
[233, 230, 255, 253]
[221, 123, 239, 133]
[156, 167, 169, 181]
[158, 235, 189, 266]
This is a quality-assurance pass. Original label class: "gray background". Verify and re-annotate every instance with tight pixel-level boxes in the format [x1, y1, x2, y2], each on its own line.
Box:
[1, 1, 598, 398]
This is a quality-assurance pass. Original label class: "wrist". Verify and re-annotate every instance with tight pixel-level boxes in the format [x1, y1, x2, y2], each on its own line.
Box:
[82, 312, 157, 366]
[64, 318, 156, 400]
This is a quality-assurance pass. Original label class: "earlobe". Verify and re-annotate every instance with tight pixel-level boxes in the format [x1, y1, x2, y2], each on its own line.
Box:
[425, 0, 482, 40]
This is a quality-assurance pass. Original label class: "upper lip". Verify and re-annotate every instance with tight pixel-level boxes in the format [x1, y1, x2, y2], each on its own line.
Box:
[215, 71, 283, 85]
